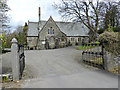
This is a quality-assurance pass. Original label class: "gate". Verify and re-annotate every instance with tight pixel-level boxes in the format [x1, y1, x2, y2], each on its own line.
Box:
[82, 43, 105, 69]
[18, 44, 25, 79]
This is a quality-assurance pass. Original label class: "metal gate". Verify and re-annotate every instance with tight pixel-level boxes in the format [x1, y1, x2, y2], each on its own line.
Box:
[82, 43, 105, 69]
[18, 44, 25, 79]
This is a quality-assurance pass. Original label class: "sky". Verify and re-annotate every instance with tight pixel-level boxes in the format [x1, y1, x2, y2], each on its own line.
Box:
[7, 0, 119, 31]
[7, 0, 62, 31]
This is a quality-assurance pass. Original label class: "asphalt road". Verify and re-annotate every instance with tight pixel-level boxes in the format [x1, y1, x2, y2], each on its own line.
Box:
[21, 46, 118, 88]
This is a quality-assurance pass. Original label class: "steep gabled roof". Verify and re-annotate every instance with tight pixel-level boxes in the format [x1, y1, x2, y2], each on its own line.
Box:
[27, 22, 38, 36]
[27, 16, 89, 37]
[56, 22, 89, 36]
[39, 16, 65, 35]
[27, 21, 46, 36]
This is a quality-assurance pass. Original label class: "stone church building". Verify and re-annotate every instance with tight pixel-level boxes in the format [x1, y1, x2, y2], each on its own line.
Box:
[27, 7, 90, 50]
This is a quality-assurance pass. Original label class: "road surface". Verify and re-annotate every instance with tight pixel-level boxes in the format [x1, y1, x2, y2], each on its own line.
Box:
[21, 46, 118, 88]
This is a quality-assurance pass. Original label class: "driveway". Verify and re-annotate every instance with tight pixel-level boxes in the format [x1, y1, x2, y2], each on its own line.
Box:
[21, 46, 118, 88]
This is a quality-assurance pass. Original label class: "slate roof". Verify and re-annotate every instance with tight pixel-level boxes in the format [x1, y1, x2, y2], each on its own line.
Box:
[27, 22, 38, 36]
[27, 20, 89, 37]
[27, 21, 46, 36]
[56, 22, 89, 36]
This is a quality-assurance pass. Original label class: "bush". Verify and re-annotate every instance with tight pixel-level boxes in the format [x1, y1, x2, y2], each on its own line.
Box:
[99, 31, 119, 55]
[95, 41, 100, 44]
[97, 28, 104, 34]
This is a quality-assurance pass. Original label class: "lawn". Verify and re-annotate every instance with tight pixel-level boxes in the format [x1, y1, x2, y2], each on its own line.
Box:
[89, 56, 103, 65]
[109, 66, 120, 75]
[77, 45, 96, 50]
[76, 41, 100, 50]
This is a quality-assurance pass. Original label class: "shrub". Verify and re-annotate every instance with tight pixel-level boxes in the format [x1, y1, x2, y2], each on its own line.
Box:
[99, 31, 119, 55]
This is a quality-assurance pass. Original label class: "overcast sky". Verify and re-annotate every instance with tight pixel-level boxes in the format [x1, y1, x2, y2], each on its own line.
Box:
[7, 0, 62, 31]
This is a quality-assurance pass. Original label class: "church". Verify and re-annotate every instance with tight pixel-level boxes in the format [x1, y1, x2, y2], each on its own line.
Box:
[27, 7, 90, 50]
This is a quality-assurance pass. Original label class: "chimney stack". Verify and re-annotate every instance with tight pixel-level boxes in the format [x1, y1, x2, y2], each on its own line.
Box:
[38, 7, 41, 31]
[39, 7, 41, 22]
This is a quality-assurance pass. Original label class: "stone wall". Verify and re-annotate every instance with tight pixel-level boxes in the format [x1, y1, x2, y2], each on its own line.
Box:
[106, 52, 119, 71]
[67, 36, 89, 45]
[37, 17, 66, 50]
[1, 53, 12, 74]
[27, 37, 38, 49]
[39, 17, 65, 41]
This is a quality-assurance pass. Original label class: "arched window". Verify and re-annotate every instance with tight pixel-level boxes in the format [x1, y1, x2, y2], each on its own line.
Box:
[53, 29, 54, 34]
[48, 29, 50, 34]
[50, 27, 53, 34]
[48, 27, 54, 34]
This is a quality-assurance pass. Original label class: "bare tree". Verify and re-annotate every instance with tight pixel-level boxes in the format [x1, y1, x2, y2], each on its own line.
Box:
[54, 0, 106, 41]
[0, 0, 10, 31]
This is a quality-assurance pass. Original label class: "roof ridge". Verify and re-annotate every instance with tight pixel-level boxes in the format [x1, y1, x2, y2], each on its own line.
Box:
[28, 20, 78, 23]
[28, 21, 38, 23]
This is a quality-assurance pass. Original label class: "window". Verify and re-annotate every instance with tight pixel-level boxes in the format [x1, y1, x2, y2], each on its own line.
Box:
[29, 40, 32, 42]
[53, 29, 54, 34]
[50, 27, 52, 34]
[48, 27, 54, 34]
[71, 38, 74, 41]
[48, 29, 50, 34]
[73, 38, 74, 41]
[78, 38, 81, 41]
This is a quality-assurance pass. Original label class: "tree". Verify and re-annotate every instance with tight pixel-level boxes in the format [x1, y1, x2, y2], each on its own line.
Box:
[54, 0, 104, 41]
[0, 32, 6, 51]
[0, 0, 10, 31]
[103, 1, 120, 30]
[97, 1, 120, 34]
[23, 22, 28, 45]
[5, 31, 16, 48]
[99, 21, 120, 55]
[14, 23, 28, 45]
[0, 0, 10, 51]
[54, 0, 120, 41]
[117, 9, 120, 54]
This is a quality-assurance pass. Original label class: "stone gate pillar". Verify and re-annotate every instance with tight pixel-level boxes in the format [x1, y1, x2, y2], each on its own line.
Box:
[11, 38, 20, 81]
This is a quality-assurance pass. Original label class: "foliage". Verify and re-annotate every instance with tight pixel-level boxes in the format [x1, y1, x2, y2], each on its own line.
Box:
[99, 31, 118, 42]
[97, 28, 104, 34]
[0, 31, 7, 50]
[10, 23, 28, 45]
[103, 2, 120, 29]
[105, 24, 114, 32]
[97, 26, 120, 34]
[54, 0, 102, 41]
[0, 0, 10, 51]
[95, 41, 100, 44]
[23, 22, 28, 46]
[77, 45, 95, 50]
[0, 0, 10, 30]
[98, 1, 120, 34]
[77, 41, 100, 50]
[99, 31, 119, 55]
[109, 66, 120, 75]
[113, 27, 120, 32]
[2, 23, 28, 49]
[90, 56, 103, 65]
[54, 0, 120, 41]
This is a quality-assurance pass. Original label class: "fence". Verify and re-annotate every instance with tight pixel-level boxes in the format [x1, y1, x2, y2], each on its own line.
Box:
[82, 43, 107, 70]
[82, 42, 120, 74]
[18, 44, 25, 79]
